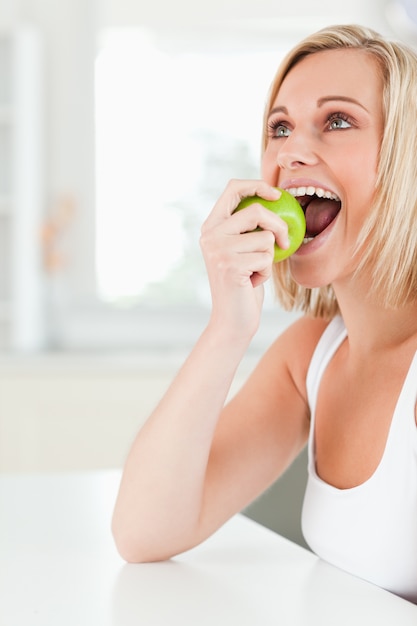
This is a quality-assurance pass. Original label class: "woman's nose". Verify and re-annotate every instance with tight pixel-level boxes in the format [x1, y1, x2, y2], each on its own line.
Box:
[276, 130, 319, 170]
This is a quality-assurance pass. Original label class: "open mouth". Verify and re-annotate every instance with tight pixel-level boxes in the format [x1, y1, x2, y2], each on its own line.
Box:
[286, 186, 341, 242]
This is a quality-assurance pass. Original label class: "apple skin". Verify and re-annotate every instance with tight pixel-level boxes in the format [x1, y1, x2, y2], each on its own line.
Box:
[233, 188, 306, 262]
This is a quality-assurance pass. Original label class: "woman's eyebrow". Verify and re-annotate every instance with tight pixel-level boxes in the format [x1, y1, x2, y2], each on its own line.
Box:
[317, 95, 370, 112]
[267, 105, 288, 117]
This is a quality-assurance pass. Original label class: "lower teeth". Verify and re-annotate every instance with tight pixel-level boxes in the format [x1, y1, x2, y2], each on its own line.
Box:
[303, 237, 314, 244]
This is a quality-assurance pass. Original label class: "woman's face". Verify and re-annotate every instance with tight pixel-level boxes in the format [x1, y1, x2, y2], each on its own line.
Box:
[262, 48, 384, 289]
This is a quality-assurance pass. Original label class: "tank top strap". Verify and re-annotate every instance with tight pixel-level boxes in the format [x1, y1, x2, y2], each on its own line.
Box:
[306, 315, 347, 415]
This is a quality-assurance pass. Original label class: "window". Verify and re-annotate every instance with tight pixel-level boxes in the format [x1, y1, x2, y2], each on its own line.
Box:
[95, 27, 287, 312]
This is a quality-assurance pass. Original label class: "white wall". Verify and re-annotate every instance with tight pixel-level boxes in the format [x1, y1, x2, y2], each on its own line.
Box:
[0, 351, 252, 473]
[100, 0, 390, 31]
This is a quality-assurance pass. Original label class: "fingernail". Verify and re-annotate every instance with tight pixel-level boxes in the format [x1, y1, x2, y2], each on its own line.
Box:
[280, 234, 290, 249]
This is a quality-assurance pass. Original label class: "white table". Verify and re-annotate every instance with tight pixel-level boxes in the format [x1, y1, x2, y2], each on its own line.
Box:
[0, 471, 416, 625]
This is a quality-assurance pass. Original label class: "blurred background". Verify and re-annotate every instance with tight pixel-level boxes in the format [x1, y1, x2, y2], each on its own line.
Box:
[0, 0, 416, 545]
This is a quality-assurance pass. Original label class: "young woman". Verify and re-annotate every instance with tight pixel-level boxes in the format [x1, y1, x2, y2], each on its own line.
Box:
[112, 24, 417, 603]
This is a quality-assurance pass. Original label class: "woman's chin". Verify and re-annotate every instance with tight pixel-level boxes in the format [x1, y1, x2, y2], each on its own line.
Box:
[288, 260, 332, 290]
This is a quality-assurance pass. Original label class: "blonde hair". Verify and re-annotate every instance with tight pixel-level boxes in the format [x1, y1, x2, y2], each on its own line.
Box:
[264, 24, 417, 317]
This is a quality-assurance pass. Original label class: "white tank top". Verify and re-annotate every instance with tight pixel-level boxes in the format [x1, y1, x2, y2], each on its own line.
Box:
[302, 315, 417, 604]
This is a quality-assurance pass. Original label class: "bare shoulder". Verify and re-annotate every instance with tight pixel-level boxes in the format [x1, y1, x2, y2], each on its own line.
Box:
[257, 315, 330, 397]
[274, 314, 330, 351]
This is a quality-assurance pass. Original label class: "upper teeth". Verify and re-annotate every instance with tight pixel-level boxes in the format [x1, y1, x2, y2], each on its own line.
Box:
[286, 186, 340, 201]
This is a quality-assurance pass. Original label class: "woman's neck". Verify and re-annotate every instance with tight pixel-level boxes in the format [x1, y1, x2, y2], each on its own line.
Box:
[333, 279, 417, 355]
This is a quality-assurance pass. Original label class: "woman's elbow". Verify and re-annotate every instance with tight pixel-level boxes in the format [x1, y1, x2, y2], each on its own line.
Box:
[111, 515, 180, 564]
[111, 515, 151, 563]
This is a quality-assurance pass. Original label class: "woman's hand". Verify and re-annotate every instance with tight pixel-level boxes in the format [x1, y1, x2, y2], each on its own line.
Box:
[200, 179, 289, 338]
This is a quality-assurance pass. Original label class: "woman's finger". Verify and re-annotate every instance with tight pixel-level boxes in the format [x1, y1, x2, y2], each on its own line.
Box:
[202, 179, 281, 230]
[227, 203, 290, 251]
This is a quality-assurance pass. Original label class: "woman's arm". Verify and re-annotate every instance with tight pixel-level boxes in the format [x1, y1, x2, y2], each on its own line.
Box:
[111, 180, 324, 562]
[111, 322, 253, 563]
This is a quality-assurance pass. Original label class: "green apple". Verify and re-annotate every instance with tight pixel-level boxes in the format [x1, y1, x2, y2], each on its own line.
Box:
[233, 188, 306, 262]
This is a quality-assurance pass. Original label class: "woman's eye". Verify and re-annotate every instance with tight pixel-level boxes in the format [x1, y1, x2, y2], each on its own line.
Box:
[268, 121, 291, 138]
[328, 115, 352, 130]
